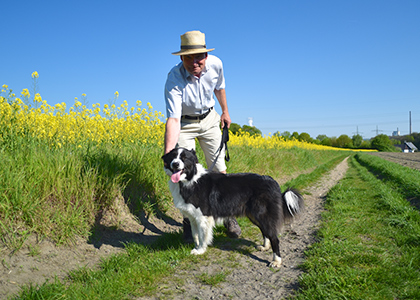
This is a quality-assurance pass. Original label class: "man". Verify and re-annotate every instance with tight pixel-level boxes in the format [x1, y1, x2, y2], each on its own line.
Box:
[164, 30, 241, 240]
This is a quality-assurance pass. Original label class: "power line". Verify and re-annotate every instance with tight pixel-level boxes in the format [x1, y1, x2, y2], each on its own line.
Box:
[352, 126, 363, 136]
[372, 125, 384, 136]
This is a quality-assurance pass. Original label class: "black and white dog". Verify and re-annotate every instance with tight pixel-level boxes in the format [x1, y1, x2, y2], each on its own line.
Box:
[162, 147, 304, 267]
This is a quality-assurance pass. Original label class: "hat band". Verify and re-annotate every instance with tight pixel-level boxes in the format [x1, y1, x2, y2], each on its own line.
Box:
[181, 44, 206, 50]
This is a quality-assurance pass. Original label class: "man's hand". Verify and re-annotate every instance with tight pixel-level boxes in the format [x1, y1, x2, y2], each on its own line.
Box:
[214, 88, 231, 129]
[220, 112, 231, 129]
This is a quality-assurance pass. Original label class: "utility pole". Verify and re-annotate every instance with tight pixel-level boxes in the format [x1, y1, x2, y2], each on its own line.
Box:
[372, 125, 384, 136]
[409, 111, 412, 135]
[352, 126, 363, 136]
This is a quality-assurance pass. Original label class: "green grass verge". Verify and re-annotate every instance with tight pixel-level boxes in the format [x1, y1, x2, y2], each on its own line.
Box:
[294, 155, 420, 300]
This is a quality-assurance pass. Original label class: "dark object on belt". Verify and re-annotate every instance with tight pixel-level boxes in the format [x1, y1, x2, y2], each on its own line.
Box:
[182, 107, 213, 120]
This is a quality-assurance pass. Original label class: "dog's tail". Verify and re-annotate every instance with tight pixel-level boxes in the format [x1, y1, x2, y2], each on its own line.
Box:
[282, 188, 304, 223]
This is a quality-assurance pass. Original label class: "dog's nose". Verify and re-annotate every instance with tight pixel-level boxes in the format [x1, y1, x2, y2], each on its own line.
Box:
[171, 162, 179, 170]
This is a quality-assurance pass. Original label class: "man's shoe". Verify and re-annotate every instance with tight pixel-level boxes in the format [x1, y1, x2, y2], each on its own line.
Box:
[224, 218, 241, 238]
[183, 218, 194, 244]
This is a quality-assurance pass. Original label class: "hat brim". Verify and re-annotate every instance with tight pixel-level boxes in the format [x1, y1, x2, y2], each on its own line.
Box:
[172, 48, 215, 56]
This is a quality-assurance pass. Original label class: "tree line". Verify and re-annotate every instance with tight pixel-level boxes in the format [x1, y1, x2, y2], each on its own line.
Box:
[229, 123, 420, 152]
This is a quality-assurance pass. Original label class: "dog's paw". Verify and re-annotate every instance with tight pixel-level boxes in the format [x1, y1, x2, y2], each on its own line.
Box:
[257, 238, 271, 252]
[256, 245, 270, 252]
[191, 248, 206, 255]
[269, 256, 282, 268]
[268, 260, 282, 268]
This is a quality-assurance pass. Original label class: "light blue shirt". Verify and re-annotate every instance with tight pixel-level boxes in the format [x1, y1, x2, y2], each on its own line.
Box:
[164, 55, 225, 119]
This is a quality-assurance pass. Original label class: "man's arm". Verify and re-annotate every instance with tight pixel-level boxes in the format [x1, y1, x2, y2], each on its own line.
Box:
[214, 88, 231, 128]
[164, 117, 181, 154]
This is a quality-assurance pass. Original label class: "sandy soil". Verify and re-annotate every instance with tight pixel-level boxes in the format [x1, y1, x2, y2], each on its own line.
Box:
[1, 158, 352, 299]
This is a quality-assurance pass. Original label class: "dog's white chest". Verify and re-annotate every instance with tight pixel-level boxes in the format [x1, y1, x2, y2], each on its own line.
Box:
[169, 181, 203, 219]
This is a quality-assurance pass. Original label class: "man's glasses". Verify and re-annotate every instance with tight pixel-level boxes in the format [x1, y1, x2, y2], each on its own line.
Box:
[182, 53, 207, 62]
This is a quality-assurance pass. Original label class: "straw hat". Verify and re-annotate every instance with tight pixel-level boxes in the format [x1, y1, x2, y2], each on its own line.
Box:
[172, 30, 215, 55]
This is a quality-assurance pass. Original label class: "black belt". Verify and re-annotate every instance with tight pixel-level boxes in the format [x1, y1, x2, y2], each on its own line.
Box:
[181, 107, 213, 121]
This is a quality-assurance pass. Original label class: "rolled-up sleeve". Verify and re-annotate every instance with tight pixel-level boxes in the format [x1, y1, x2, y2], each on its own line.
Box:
[213, 57, 225, 90]
[164, 67, 184, 119]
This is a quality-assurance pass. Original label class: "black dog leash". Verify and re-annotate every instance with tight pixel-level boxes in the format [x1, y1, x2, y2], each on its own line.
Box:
[208, 125, 230, 172]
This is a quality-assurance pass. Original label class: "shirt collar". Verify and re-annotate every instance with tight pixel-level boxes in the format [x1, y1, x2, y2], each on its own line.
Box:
[181, 63, 209, 81]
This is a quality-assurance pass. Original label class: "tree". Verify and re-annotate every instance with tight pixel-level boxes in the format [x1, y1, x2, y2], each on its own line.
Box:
[229, 122, 262, 136]
[242, 125, 262, 136]
[316, 134, 328, 142]
[412, 132, 420, 148]
[352, 134, 363, 148]
[273, 131, 282, 138]
[336, 134, 353, 148]
[371, 134, 395, 152]
[229, 123, 241, 135]
[360, 140, 371, 149]
[321, 137, 332, 146]
[281, 131, 291, 140]
[298, 132, 313, 143]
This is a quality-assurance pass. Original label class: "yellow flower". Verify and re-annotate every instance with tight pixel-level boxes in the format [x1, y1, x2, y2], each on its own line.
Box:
[34, 93, 42, 102]
[21, 88, 30, 98]
[32, 71, 39, 79]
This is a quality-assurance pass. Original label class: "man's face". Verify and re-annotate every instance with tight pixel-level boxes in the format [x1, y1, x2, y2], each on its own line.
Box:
[181, 53, 207, 77]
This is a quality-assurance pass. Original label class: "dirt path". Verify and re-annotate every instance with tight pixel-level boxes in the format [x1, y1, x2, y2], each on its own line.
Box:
[0, 158, 350, 300]
[137, 157, 350, 300]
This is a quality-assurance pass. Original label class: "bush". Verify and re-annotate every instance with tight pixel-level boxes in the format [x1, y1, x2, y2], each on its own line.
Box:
[371, 134, 396, 152]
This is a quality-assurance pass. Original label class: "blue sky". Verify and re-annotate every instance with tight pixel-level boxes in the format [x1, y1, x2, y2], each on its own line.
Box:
[1, 0, 419, 139]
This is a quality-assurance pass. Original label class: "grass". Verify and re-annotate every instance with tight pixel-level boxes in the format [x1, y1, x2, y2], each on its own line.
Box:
[4, 129, 420, 299]
[0, 134, 344, 253]
[3, 142, 346, 299]
[198, 270, 231, 286]
[295, 155, 420, 300]
[15, 233, 190, 299]
[0, 135, 171, 251]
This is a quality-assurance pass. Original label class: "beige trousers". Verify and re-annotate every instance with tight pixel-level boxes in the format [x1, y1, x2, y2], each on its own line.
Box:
[177, 108, 226, 172]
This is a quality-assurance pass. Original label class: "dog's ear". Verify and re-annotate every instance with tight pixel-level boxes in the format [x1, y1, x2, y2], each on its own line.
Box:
[189, 149, 199, 164]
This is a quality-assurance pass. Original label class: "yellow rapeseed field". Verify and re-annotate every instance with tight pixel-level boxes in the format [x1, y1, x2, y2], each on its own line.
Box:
[228, 130, 365, 151]
[1, 74, 369, 152]
[1, 83, 165, 149]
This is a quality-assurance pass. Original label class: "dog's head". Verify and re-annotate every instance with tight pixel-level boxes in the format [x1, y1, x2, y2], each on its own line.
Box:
[162, 148, 199, 183]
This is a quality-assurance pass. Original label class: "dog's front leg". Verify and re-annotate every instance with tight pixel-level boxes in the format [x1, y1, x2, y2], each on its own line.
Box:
[189, 219, 200, 249]
[190, 216, 209, 255]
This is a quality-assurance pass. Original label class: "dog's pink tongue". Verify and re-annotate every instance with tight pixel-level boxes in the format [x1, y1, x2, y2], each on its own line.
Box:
[171, 171, 181, 183]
